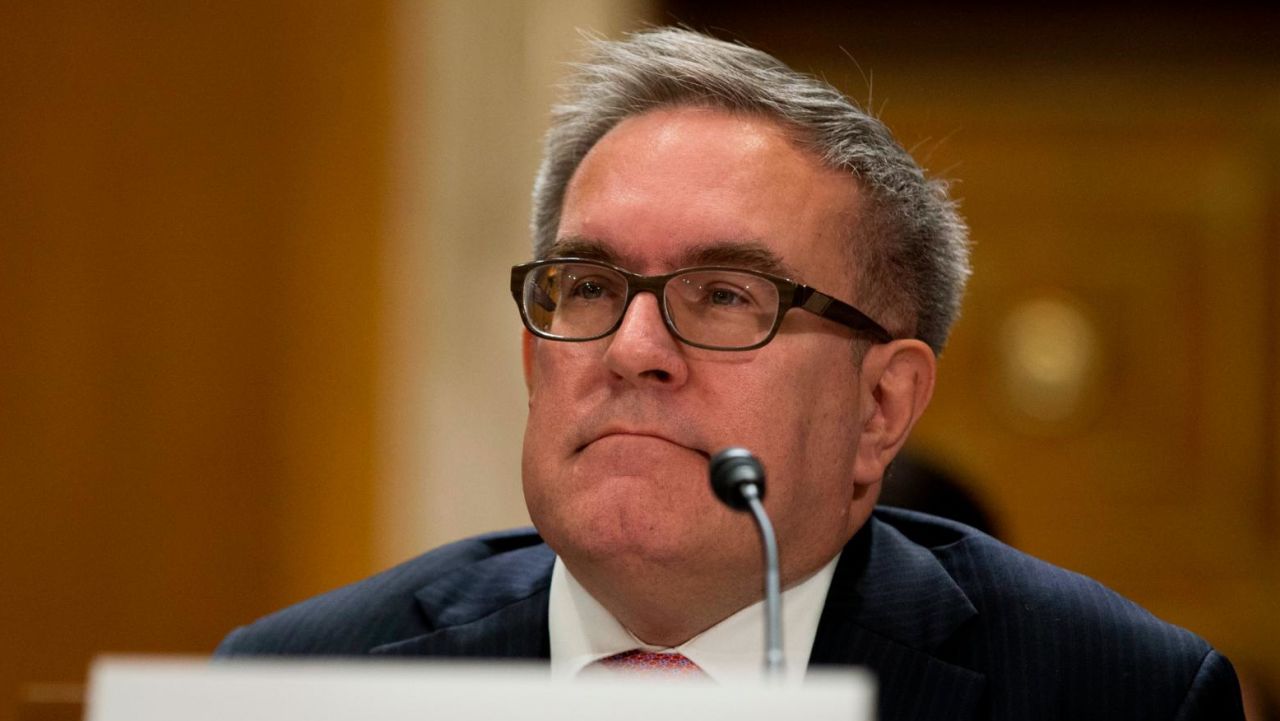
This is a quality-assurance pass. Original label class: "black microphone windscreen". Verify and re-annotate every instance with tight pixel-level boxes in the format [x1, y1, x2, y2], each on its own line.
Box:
[709, 447, 766, 510]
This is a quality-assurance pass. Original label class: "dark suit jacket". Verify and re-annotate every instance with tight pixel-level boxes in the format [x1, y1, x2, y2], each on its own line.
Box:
[218, 508, 1244, 721]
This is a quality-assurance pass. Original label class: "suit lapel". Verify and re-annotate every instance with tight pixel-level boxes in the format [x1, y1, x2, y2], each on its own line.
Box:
[810, 515, 986, 721]
[370, 543, 555, 659]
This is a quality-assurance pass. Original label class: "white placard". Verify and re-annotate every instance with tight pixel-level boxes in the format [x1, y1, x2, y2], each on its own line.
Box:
[86, 656, 874, 721]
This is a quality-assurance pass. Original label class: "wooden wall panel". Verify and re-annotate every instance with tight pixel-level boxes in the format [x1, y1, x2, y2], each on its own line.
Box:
[0, 3, 390, 719]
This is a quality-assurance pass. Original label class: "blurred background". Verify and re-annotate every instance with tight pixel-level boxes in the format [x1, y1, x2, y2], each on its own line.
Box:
[1, 2, 1277, 719]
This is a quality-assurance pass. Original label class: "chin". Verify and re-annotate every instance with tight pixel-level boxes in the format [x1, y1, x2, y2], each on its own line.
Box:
[534, 493, 721, 569]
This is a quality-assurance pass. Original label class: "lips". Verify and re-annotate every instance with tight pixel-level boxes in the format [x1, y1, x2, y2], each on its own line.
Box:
[576, 427, 710, 460]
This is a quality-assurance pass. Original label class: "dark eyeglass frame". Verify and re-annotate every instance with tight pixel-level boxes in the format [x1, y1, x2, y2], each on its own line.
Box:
[509, 257, 894, 351]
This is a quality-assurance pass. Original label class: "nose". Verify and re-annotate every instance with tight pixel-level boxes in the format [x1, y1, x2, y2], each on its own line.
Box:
[602, 291, 690, 387]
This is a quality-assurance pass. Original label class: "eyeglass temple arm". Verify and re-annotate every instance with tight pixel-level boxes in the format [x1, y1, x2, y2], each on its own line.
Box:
[794, 287, 894, 344]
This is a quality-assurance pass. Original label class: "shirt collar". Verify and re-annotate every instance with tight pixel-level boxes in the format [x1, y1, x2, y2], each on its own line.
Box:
[548, 553, 840, 684]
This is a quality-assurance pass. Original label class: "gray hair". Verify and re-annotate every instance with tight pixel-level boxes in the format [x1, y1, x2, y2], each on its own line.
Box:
[531, 27, 970, 354]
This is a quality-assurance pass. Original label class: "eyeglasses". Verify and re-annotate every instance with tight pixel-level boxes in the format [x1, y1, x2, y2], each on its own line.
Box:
[510, 258, 893, 351]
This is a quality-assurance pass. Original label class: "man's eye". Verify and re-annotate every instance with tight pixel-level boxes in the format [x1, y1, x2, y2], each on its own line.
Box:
[570, 279, 608, 300]
[708, 286, 752, 307]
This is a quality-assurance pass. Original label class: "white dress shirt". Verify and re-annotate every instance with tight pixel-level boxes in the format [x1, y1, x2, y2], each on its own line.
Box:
[548, 553, 840, 685]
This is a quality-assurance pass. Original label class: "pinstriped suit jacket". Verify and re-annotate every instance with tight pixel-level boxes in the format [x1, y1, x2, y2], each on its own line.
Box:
[217, 508, 1244, 721]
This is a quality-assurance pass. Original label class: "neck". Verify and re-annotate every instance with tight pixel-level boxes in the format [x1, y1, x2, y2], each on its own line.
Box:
[571, 561, 763, 647]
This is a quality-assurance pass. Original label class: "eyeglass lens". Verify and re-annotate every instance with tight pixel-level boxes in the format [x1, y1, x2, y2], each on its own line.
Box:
[522, 262, 781, 349]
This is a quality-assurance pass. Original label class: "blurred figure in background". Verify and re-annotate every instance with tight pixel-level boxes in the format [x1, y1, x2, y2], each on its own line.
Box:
[879, 451, 1001, 539]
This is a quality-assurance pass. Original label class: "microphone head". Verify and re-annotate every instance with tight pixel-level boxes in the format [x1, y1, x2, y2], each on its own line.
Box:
[709, 447, 766, 510]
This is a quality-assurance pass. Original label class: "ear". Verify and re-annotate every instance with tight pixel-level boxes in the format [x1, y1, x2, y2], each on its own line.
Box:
[852, 339, 937, 486]
[521, 329, 536, 394]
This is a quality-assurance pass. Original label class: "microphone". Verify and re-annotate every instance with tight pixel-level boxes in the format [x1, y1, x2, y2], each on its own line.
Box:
[709, 447, 784, 678]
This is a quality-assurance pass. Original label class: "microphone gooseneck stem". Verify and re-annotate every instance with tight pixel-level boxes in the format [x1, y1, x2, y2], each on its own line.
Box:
[740, 483, 784, 679]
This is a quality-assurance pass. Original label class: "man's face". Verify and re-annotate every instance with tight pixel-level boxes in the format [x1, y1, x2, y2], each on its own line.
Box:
[522, 106, 878, 590]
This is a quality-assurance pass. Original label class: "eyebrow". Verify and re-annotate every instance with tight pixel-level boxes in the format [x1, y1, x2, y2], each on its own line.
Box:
[547, 236, 800, 280]
[546, 237, 617, 263]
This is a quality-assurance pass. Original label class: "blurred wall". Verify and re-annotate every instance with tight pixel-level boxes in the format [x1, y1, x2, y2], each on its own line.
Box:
[0, 4, 391, 718]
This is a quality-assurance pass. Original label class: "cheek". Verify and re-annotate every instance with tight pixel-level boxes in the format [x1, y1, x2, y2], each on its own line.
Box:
[525, 342, 595, 428]
[521, 346, 587, 504]
[744, 357, 863, 531]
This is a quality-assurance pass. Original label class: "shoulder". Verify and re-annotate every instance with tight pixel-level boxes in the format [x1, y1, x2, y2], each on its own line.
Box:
[871, 507, 1242, 718]
[216, 528, 551, 657]
[877, 507, 1197, 646]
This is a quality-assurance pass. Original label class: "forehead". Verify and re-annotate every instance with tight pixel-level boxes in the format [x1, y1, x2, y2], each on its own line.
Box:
[557, 106, 864, 293]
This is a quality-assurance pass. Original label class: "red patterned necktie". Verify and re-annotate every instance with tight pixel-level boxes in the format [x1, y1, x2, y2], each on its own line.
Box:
[596, 650, 706, 677]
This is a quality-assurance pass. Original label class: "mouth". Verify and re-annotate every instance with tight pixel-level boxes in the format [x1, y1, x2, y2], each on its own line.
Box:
[576, 430, 711, 461]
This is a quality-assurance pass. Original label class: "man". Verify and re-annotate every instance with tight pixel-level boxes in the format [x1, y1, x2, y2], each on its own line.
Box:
[219, 28, 1245, 720]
